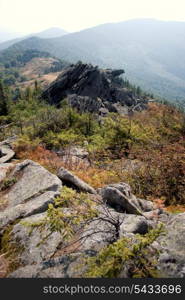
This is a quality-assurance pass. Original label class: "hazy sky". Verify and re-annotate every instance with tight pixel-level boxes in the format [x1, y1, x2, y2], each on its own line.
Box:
[1, 0, 185, 34]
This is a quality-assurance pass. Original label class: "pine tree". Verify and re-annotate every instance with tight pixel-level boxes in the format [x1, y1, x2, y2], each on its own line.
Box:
[0, 80, 8, 116]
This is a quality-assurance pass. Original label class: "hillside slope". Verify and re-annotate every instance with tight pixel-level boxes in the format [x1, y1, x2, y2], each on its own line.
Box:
[0, 27, 68, 51]
[2, 19, 185, 101]
[0, 49, 68, 88]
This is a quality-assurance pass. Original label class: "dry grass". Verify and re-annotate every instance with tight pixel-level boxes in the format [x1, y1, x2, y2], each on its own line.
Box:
[0, 254, 9, 278]
[165, 205, 185, 214]
[15, 144, 121, 188]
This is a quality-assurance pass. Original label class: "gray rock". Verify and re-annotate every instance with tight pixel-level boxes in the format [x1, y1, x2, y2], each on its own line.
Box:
[80, 204, 151, 253]
[0, 191, 59, 230]
[60, 155, 90, 169]
[0, 163, 14, 183]
[11, 212, 64, 265]
[58, 146, 89, 159]
[8, 264, 41, 278]
[80, 206, 138, 251]
[58, 167, 96, 194]
[81, 217, 118, 251]
[0, 160, 62, 231]
[119, 215, 150, 235]
[4, 160, 62, 208]
[0, 145, 15, 163]
[100, 185, 142, 215]
[99, 182, 154, 215]
[0, 136, 17, 146]
[9, 251, 92, 278]
[143, 209, 163, 219]
[157, 213, 185, 277]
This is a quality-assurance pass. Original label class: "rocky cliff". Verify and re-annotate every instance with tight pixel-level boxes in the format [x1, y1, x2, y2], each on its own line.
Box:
[42, 62, 147, 115]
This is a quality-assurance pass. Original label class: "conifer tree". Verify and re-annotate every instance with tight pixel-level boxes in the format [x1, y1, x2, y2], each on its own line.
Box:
[0, 80, 8, 116]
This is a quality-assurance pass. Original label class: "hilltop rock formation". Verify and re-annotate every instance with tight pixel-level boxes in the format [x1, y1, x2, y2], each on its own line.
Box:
[42, 62, 147, 115]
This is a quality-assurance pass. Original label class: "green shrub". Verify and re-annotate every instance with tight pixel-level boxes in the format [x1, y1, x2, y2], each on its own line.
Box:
[84, 224, 164, 278]
[22, 187, 98, 244]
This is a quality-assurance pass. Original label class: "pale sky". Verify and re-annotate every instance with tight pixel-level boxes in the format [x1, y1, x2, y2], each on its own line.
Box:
[1, 0, 185, 34]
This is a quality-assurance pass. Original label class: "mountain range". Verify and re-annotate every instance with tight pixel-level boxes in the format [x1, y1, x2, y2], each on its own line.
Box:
[1, 19, 185, 101]
[0, 29, 24, 44]
[0, 27, 68, 51]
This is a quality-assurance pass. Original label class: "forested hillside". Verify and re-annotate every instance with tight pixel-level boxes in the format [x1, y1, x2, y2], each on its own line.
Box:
[1, 19, 185, 101]
[0, 49, 68, 88]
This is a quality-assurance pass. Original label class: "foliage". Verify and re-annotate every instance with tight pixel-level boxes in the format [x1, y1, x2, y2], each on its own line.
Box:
[84, 224, 164, 278]
[0, 177, 17, 192]
[22, 187, 98, 244]
[1, 88, 185, 206]
[126, 139, 185, 205]
[0, 49, 51, 68]
[0, 223, 24, 273]
[0, 80, 8, 116]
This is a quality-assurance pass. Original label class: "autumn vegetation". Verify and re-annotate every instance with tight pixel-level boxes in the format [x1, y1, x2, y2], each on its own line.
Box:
[0, 81, 185, 211]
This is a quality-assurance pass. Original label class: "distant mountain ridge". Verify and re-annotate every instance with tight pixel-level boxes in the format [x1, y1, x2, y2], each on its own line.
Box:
[1, 19, 185, 101]
[0, 29, 24, 43]
[0, 27, 68, 51]
[35, 27, 68, 38]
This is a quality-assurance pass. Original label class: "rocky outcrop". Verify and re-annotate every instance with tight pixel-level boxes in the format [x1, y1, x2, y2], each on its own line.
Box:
[0, 160, 62, 231]
[81, 205, 152, 252]
[0, 191, 59, 230]
[57, 167, 96, 194]
[11, 212, 64, 265]
[0, 144, 15, 163]
[42, 63, 147, 115]
[99, 183, 155, 215]
[9, 252, 90, 278]
[5, 160, 62, 208]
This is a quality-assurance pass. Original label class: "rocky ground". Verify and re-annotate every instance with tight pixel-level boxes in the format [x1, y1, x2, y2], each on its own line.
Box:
[0, 139, 185, 278]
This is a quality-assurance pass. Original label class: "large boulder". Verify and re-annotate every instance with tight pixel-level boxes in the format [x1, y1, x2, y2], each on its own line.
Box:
[0, 160, 62, 231]
[4, 160, 62, 208]
[10, 212, 64, 265]
[119, 215, 150, 235]
[157, 213, 185, 277]
[57, 167, 96, 194]
[9, 251, 91, 278]
[99, 182, 154, 215]
[0, 191, 59, 230]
